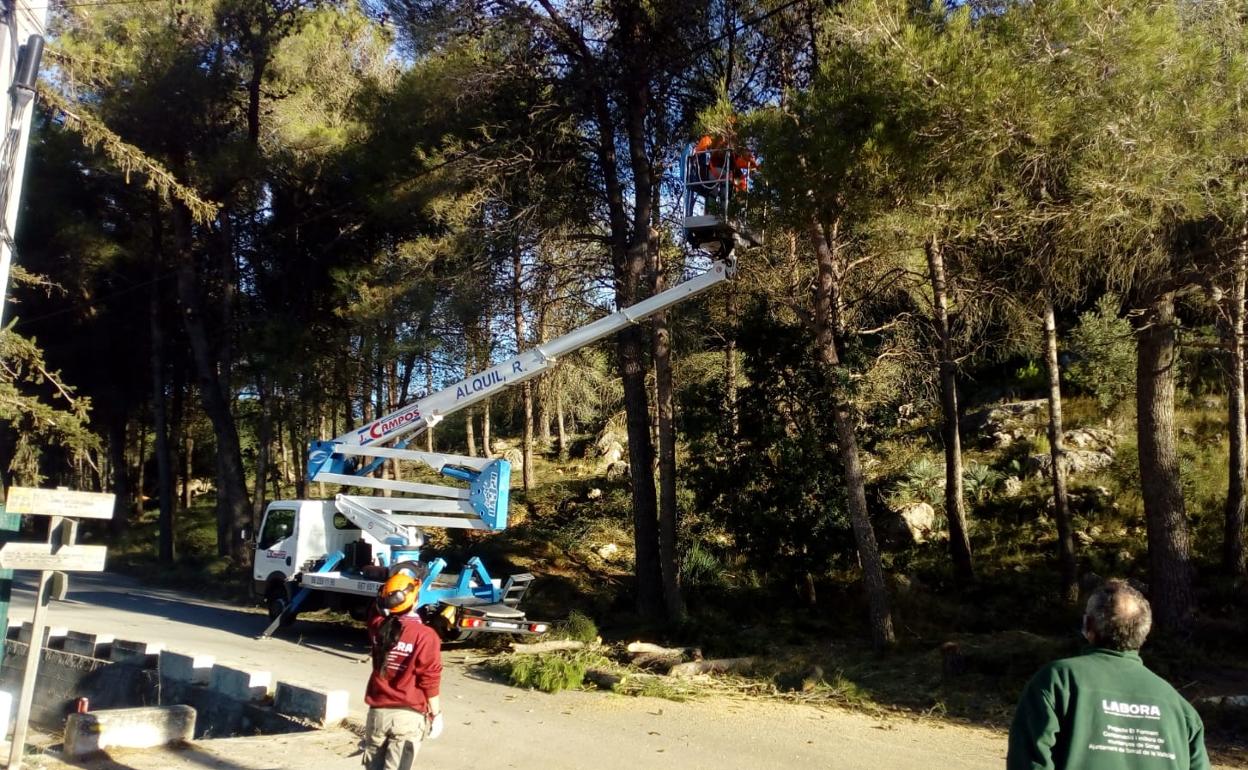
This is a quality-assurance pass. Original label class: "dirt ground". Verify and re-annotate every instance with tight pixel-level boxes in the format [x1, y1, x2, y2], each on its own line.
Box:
[6, 573, 1245, 770]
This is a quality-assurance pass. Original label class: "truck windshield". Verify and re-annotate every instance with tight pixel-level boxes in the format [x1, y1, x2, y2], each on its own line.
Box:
[259, 508, 295, 550]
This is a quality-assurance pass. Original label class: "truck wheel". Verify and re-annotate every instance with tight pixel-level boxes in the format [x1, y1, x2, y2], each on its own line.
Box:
[266, 585, 295, 628]
[438, 627, 477, 644]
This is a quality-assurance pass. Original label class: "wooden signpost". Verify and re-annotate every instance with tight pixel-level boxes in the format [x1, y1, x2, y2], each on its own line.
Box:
[2, 486, 112, 770]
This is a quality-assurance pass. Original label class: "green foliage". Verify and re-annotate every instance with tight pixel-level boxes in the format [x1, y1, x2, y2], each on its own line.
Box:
[555, 611, 598, 643]
[686, 303, 857, 587]
[496, 653, 586, 693]
[0, 327, 99, 483]
[491, 649, 610, 694]
[1013, 361, 1044, 393]
[680, 543, 726, 590]
[1067, 295, 1136, 411]
[963, 463, 1001, 505]
[889, 456, 944, 509]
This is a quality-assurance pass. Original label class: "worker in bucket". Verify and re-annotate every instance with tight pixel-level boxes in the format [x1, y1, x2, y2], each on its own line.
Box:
[362, 570, 444, 770]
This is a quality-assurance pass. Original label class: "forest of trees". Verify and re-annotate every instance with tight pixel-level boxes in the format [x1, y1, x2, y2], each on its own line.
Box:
[4, 0, 1248, 649]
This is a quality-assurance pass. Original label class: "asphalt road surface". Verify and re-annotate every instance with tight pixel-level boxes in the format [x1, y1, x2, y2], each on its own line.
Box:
[0, 571, 1135, 769]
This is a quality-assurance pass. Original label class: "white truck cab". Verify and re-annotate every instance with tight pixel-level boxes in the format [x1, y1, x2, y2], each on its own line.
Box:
[252, 500, 381, 608]
[252, 499, 545, 640]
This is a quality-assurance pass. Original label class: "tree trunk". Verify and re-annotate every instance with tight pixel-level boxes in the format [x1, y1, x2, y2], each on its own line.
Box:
[537, 306, 553, 447]
[512, 239, 535, 490]
[1136, 291, 1196, 632]
[925, 234, 974, 581]
[725, 285, 740, 447]
[465, 346, 478, 457]
[650, 240, 684, 622]
[149, 211, 176, 565]
[482, 400, 493, 457]
[619, 323, 663, 617]
[811, 220, 895, 650]
[1226, 210, 1247, 577]
[424, 355, 435, 453]
[134, 425, 146, 521]
[555, 389, 567, 458]
[466, 408, 478, 457]
[290, 417, 306, 499]
[1043, 302, 1077, 601]
[171, 203, 251, 564]
[108, 418, 129, 537]
[254, 375, 271, 524]
[582, 29, 662, 618]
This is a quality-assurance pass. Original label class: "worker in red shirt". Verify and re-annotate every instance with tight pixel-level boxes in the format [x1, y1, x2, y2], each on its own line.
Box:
[362, 571, 443, 770]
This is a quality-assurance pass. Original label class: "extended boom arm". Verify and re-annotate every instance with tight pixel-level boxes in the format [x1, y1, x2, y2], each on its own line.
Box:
[307, 255, 736, 530]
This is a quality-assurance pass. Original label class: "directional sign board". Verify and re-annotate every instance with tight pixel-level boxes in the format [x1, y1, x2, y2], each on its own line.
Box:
[0, 542, 106, 572]
[5, 487, 114, 520]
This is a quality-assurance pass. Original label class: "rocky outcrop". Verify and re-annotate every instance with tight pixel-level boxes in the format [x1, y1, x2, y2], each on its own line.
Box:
[1026, 448, 1115, 477]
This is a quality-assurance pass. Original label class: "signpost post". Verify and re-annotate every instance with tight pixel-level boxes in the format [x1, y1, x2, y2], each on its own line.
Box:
[2, 487, 111, 770]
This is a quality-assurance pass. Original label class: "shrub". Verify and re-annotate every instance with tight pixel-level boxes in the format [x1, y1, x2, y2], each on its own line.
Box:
[557, 610, 599, 643]
[1067, 294, 1135, 410]
[681, 542, 726, 589]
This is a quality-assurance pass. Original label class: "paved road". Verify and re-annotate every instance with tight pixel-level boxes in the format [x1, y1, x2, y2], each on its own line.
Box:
[2, 572, 1030, 768]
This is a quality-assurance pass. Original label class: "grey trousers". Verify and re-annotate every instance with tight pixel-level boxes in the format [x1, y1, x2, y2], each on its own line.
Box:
[362, 707, 427, 770]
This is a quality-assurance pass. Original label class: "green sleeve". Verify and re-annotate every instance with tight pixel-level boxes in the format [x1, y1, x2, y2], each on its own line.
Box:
[1007, 672, 1059, 770]
[1186, 707, 1210, 770]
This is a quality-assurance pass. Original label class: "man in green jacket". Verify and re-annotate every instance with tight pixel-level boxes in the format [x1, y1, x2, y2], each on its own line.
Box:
[1007, 579, 1209, 770]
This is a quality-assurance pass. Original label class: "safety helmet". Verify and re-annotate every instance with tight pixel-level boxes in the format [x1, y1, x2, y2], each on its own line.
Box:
[378, 571, 418, 615]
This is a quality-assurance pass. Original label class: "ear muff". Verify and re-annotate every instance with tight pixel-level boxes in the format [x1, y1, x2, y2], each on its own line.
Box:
[382, 588, 408, 611]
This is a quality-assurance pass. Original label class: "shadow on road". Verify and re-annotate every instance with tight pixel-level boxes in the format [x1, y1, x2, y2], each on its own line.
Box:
[9, 573, 368, 659]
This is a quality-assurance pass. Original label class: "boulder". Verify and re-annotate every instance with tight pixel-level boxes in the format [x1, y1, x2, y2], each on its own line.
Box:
[599, 441, 626, 467]
[896, 502, 938, 544]
[605, 461, 629, 481]
[594, 426, 625, 457]
[1003, 476, 1023, 497]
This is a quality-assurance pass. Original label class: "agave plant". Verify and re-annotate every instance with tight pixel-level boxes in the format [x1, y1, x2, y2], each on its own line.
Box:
[963, 462, 1002, 504]
[890, 456, 945, 508]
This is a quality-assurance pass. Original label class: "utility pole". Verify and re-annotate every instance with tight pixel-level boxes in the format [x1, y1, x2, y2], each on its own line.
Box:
[0, 0, 47, 328]
[0, 0, 47, 722]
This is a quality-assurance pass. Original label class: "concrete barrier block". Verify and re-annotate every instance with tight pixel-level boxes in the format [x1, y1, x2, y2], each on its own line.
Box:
[160, 651, 214, 685]
[210, 665, 271, 702]
[63, 631, 114, 659]
[273, 681, 348, 725]
[18, 623, 67, 649]
[63, 705, 195, 758]
[110, 639, 163, 667]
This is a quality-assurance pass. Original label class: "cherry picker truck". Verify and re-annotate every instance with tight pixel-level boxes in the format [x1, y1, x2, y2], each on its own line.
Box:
[252, 136, 757, 641]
